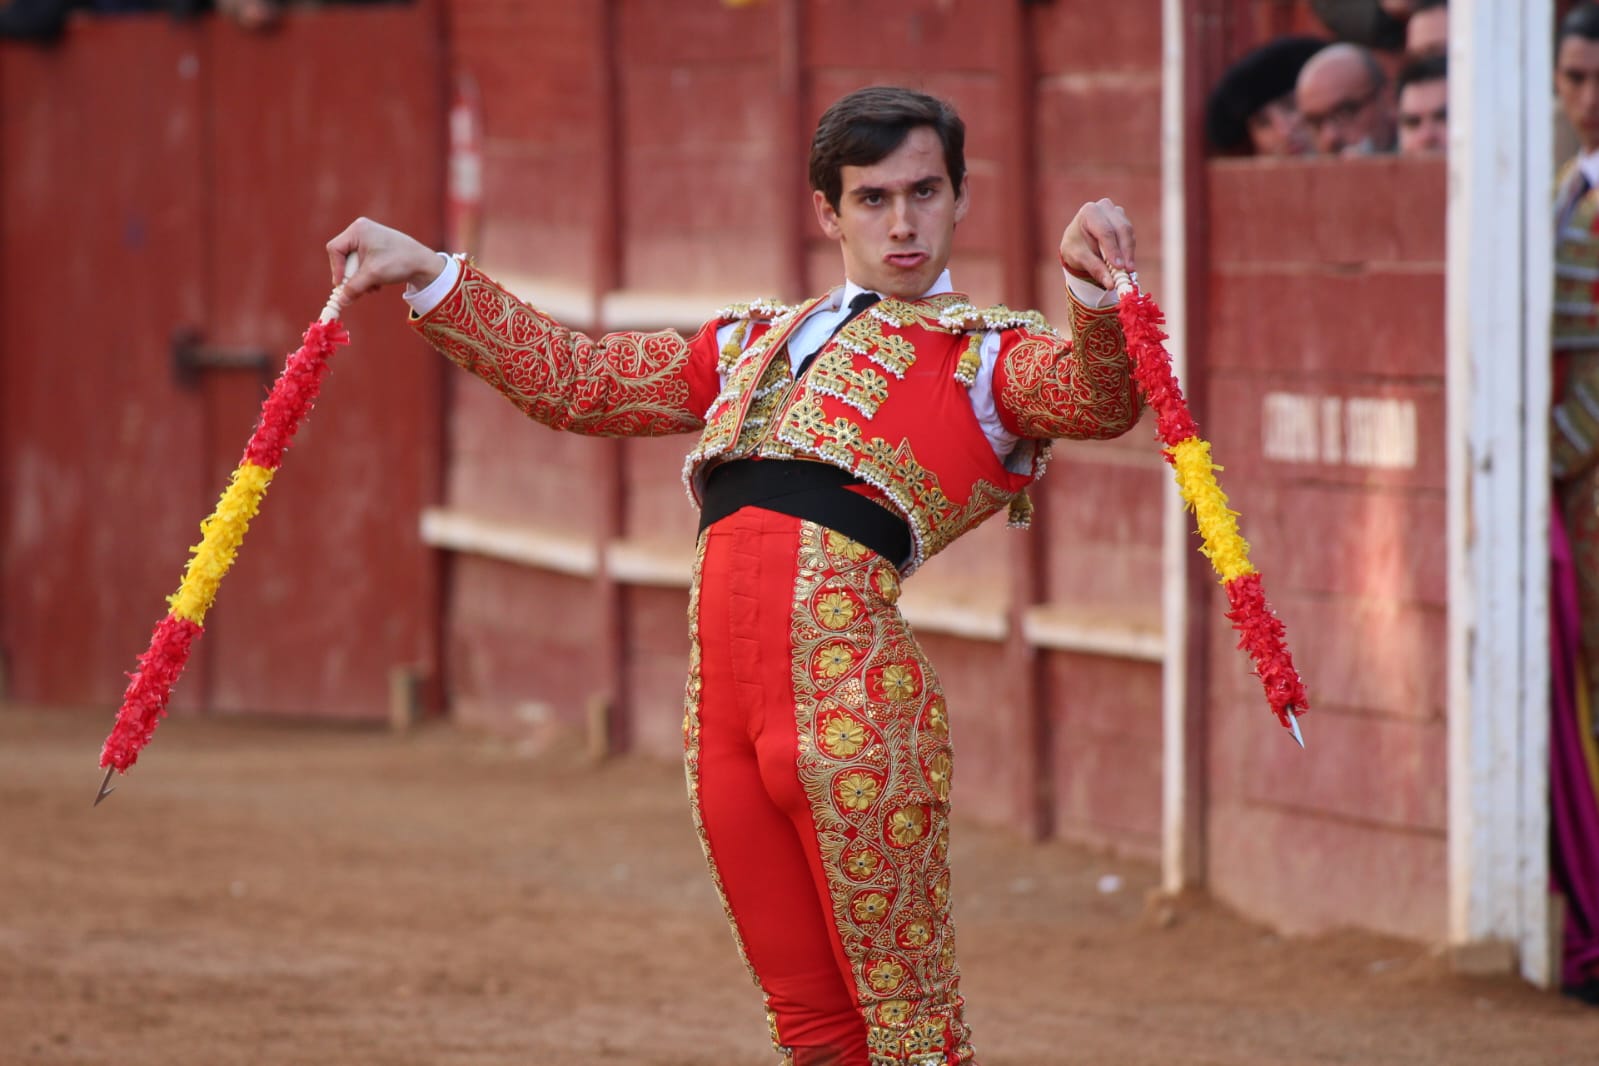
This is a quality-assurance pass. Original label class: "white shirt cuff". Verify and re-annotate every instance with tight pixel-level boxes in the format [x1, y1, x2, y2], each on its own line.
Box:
[403, 253, 460, 316]
[1062, 267, 1119, 310]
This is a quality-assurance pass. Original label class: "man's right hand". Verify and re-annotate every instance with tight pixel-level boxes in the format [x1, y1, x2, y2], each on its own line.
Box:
[325, 218, 446, 302]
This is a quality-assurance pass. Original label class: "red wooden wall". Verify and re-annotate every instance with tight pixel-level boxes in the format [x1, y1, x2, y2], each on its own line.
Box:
[1200, 156, 1448, 939]
[0, 8, 446, 721]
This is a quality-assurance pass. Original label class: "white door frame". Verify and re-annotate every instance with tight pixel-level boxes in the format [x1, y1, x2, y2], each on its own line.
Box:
[1446, 0, 1553, 985]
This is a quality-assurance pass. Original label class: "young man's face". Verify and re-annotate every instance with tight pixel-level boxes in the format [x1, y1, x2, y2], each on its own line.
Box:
[1397, 78, 1447, 155]
[1558, 36, 1599, 153]
[1405, 8, 1447, 58]
[813, 125, 968, 301]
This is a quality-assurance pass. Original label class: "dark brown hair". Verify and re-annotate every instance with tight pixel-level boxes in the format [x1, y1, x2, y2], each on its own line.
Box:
[808, 86, 966, 211]
[1396, 52, 1446, 96]
[1563, 2, 1599, 45]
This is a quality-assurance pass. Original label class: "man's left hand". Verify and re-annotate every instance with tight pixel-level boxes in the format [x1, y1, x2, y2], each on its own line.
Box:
[1059, 199, 1136, 291]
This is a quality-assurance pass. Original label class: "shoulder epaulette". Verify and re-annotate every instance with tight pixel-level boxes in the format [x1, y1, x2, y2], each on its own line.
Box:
[714, 298, 795, 371]
[714, 297, 793, 324]
[934, 302, 1059, 386]
[935, 301, 1057, 337]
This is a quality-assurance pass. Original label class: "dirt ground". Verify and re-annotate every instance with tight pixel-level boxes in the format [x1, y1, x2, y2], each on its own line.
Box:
[2, 705, 1594, 1066]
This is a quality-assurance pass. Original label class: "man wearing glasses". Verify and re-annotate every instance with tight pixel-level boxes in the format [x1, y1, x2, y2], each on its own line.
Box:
[1295, 41, 1397, 155]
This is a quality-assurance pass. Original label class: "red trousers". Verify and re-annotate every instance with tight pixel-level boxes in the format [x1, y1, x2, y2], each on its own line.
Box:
[684, 507, 973, 1065]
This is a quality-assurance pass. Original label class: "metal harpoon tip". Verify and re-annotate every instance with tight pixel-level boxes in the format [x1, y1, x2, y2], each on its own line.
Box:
[93, 766, 117, 807]
[1287, 712, 1305, 749]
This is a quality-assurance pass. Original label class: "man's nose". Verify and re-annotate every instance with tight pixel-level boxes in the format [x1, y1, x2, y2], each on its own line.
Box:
[888, 198, 914, 237]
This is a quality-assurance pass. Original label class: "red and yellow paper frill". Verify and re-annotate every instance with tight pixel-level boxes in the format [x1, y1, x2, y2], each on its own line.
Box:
[1118, 289, 1309, 729]
[99, 319, 349, 773]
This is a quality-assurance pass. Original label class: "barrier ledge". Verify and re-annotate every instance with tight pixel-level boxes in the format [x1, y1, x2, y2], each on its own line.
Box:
[1020, 602, 1164, 662]
[419, 507, 598, 577]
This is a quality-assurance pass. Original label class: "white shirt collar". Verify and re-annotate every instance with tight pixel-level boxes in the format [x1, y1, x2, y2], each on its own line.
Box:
[1578, 148, 1599, 190]
[836, 269, 953, 309]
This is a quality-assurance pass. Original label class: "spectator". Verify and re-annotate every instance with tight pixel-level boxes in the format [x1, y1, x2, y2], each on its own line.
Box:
[1296, 42, 1397, 155]
[1549, 0, 1599, 1009]
[1395, 53, 1446, 155]
[0, 0, 386, 40]
[1406, 0, 1447, 58]
[1309, 0, 1408, 52]
[0, 0, 72, 39]
[1205, 36, 1327, 157]
[214, 0, 275, 29]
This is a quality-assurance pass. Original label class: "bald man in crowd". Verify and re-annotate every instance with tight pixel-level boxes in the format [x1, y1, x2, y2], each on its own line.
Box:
[1296, 41, 1397, 155]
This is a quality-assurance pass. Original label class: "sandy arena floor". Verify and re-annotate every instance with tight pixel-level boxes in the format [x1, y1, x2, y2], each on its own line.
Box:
[1, 705, 1594, 1065]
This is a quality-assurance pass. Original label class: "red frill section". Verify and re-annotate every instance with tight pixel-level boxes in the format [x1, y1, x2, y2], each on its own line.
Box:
[100, 316, 350, 778]
[1118, 287, 1309, 726]
[242, 319, 349, 469]
[1224, 572, 1309, 726]
[1118, 289, 1199, 450]
[99, 615, 204, 771]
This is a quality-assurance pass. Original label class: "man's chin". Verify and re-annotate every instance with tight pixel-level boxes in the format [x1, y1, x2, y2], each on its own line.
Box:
[880, 269, 937, 302]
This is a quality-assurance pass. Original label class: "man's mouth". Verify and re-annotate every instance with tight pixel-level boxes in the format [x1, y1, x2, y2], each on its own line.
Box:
[886, 252, 928, 269]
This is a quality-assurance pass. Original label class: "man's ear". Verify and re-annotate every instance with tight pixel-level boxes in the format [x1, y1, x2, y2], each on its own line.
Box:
[813, 189, 843, 240]
[953, 177, 970, 226]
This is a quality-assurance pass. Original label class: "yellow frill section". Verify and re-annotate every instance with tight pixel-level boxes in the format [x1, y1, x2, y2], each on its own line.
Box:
[167, 461, 274, 624]
[1169, 436, 1256, 584]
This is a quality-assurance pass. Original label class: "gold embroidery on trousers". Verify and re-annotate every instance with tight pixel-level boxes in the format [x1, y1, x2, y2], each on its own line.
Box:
[788, 524, 975, 1064]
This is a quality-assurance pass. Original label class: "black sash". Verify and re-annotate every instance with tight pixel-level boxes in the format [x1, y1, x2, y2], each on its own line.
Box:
[698, 459, 912, 568]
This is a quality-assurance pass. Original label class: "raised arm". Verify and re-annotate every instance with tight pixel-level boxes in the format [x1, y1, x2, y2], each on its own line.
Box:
[990, 201, 1142, 440]
[327, 218, 722, 438]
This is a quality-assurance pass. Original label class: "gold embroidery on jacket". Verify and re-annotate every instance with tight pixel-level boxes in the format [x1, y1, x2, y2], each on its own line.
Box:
[682, 291, 1070, 571]
[869, 334, 918, 378]
[788, 524, 974, 1064]
[771, 395, 1015, 574]
[417, 267, 705, 437]
[993, 299, 1138, 441]
[809, 348, 893, 418]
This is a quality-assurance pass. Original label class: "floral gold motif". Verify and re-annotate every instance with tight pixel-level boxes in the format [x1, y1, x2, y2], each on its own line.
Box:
[820, 711, 871, 758]
[876, 662, 921, 702]
[837, 770, 884, 811]
[868, 958, 909, 993]
[816, 590, 860, 630]
[924, 752, 953, 802]
[887, 805, 929, 847]
[787, 522, 973, 1063]
[899, 920, 933, 948]
[846, 846, 883, 881]
[816, 642, 859, 680]
[853, 891, 892, 923]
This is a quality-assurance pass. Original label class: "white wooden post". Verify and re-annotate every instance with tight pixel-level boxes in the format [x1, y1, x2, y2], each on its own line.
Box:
[1446, 0, 1554, 987]
[1159, 0, 1195, 893]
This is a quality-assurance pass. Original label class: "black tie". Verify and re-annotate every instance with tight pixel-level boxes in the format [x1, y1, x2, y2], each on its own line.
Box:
[796, 291, 881, 377]
[1561, 170, 1592, 230]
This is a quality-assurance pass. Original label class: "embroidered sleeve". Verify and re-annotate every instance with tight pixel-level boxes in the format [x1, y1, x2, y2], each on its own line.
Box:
[410, 263, 723, 437]
[990, 290, 1140, 441]
[1553, 354, 1599, 481]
